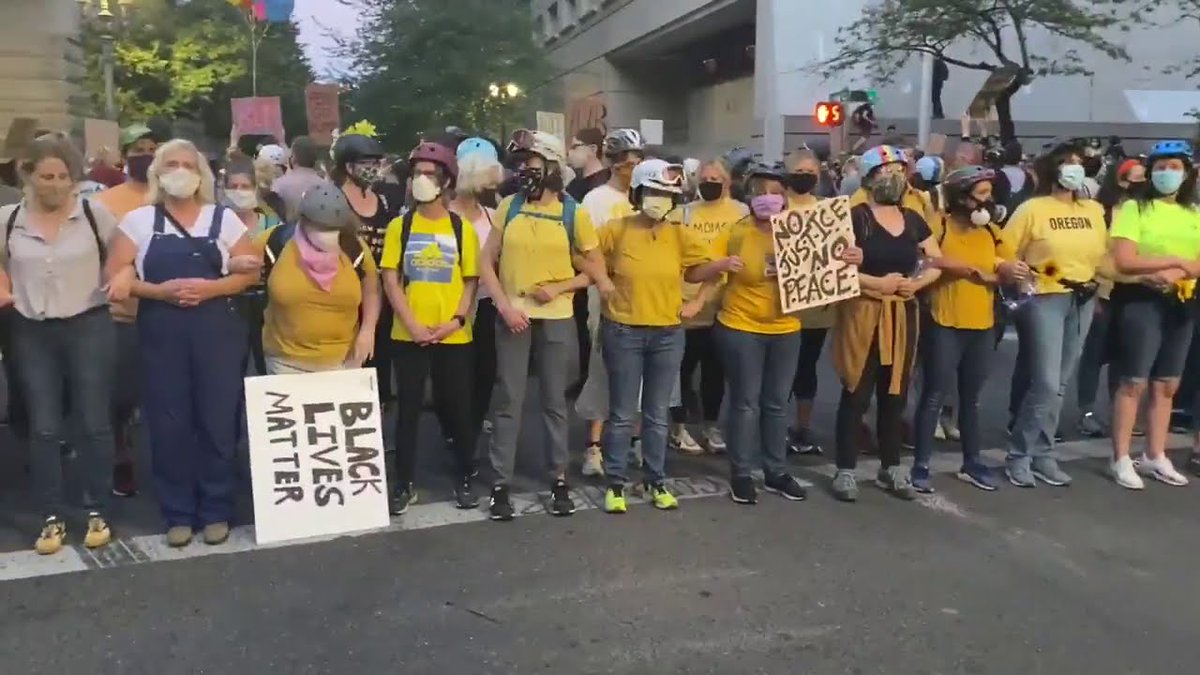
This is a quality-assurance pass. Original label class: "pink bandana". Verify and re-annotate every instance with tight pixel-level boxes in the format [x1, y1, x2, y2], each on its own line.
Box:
[292, 227, 340, 292]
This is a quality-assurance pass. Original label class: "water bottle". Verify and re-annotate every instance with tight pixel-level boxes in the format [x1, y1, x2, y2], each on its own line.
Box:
[999, 277, 1036, 312]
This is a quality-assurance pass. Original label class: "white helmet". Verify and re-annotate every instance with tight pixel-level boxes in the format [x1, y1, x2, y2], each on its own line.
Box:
[632, 158, 685, 194]
[507, 129, 565, 165]
[604, 128, 645, 158]
[258, 143, 288, 166]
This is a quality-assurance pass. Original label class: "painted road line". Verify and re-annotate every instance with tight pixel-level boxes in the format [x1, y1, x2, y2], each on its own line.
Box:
[0, 548, 88, 582]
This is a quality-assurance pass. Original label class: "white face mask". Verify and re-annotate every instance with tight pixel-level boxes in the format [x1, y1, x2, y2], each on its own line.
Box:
[307, 229, 340, 251]
[159, 169, 201, 199]
[225, 188, 258, 211]
[641, 194, 675, 221]
[970, 208, 992, 226]
[411, 174, 442, 203]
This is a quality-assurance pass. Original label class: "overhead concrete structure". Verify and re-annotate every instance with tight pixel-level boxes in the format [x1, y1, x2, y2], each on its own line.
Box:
[0, 0, 82, 137]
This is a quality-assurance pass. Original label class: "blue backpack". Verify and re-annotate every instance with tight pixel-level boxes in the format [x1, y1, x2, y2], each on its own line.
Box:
[502, 193, 579, 252]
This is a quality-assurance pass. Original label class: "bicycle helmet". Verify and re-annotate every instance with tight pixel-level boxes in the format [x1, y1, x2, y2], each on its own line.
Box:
[457, 136, 498, 163]
[258, 144, 288, 166]
[332, 134, 385, 167]
[298, 183, 352, 229]
[916, 155, 945, 183]
[604, 128, 645, 158]
[409, 141, 459, 183]
[631, 159, 685, 194]
[859, 145, 906, 176]
[506, 129, 565, 165]
[942, 165, 996, 191]
[744, 160, 788, 182]
[1148, 140, 1193, 162]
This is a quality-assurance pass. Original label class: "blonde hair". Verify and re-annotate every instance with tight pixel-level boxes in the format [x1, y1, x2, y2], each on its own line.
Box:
[146, 139, 216, 204]
[699, 159, 732, 184]
[785, 148, 819, 173]
[456, 153, 502, 195]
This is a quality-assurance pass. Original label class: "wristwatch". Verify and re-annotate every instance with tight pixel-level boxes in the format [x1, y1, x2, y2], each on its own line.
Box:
[452, 314, 467, 327]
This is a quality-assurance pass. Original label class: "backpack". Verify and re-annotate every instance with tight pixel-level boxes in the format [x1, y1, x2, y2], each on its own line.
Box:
[397, 210, 465, 288]
[5, 200, 105, 263]
[263, 223, 367, 281]
[502, 193, 578, 253]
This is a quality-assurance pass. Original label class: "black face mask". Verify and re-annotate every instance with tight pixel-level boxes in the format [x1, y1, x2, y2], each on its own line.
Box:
[543, 170, 564, 194]
[126, 155, 153, 183]
[1126, 181, 1147, 199]
[1082, 156, 1103, 178]
[518, 167, 545, 200]
[698, 181, 723, 202]
[787, 173, 818, 195]
[478, 188, 499, 209]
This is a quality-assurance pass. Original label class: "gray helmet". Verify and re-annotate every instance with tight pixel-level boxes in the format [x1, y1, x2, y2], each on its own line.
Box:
[604, 128, 645, 158]
[298, 183, 351, 230]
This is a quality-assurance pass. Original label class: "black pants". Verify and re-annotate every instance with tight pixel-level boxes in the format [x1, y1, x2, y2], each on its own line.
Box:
[671, 326, 724, 423]
[1076, 299, 1116, 412]
[571, 291, 590, 391]
[368, 306, 395, 403]
[0, 307, 28, 439]
[392, 342, 475, 488]
[791, 327, 828, 401]
[472, 299, 498, 434]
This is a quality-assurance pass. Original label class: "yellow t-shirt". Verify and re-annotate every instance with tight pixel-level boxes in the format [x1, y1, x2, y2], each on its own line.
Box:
[928, 217, 1008, 330]
[680, 198, 748, 327]
[714, 220, 802, 335]
[255, 231, 378, 365]
[1110, 199, 1200, 260]
[600, 216, 712, 326]
[1001, 196, 1107, 294]
[494, 195, 599, 320]
[786, 193, 836, 330]
[380, 211, 480, 343]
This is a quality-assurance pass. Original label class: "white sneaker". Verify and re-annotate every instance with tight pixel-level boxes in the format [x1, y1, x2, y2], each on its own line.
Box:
[629, 438, 643, 468]
[703, 423, 726, 453]
[1135, 455, 1190, 487]
[1111, 456, 1145, 490]
[671, 426, 703, 454]
[582, 444, 604, 477]
[941, 416, 961, 442]
[934, 420, 947, 441]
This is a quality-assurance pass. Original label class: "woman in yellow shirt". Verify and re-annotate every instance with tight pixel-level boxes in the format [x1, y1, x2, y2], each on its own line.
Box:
[669, 159, 747, 454]
[597, 159, 736, 514]
[1107, 140, 1200, 489]
[997, 141, 1109, 488]
[911, 166, 1005, 494]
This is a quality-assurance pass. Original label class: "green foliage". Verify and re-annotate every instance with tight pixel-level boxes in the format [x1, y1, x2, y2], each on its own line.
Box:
[1145, 0, 1200, 79]
[332, 0, 551, 150]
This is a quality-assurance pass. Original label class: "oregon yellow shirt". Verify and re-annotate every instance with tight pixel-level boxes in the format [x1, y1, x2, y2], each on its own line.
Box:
[928, 217, 1008, 330]
[786, 193, 836, 330]
[713, 220, 802, 335]
[1001, 196, 1107, 294]
[679, 198, 748, 327]
[600, 215, 712, 326]
[380, 210, 479, 343]
[1110, 199, 1200, 260]
[494, 195, 599, 320]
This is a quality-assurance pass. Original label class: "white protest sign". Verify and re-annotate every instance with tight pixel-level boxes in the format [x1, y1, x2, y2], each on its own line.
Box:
[770, 195, 860, 313]
[536, 110, 566, 140]
[639, 118, 664, 145]
[245, 369, 389, 545]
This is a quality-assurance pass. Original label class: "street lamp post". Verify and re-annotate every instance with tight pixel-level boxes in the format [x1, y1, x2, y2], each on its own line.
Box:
[488, 82, 523, 142]
[78, 0, 134, 121]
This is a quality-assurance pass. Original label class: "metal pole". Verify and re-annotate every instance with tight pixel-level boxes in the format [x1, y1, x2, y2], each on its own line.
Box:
[917, 52, 933, 149]
[252, 33, 259, 97]
[102, 36, 116, 120]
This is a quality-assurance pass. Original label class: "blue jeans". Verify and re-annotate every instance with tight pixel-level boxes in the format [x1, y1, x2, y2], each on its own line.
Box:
[601, 319, 684, 484]
[1008, 293, 1094, 464]
[714, 323, 802, 479]
[914, 323, 993, 470]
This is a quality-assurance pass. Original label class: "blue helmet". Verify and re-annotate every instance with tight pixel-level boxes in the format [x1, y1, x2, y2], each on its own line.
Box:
[860, 145, 907, 176]
[457, 137, 498, 163]
[1147, 140, 1192, 162]
[916, 155, 944, 182]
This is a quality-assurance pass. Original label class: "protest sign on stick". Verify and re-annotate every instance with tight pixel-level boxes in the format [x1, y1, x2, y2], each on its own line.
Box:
[231, 96, 286, 144]
[305, 84, 341, 145]
[245, 369, 389, 545]
[770, 195, 860, 313]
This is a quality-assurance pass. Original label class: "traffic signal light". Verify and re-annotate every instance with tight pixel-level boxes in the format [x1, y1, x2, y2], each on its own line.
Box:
[814, 101, 845, 127]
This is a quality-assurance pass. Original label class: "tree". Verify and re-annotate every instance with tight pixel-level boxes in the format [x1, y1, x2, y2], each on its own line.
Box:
[332, 0, 550, 149]
[817, 0, 1135, 142]
[1146, 0, 1200, 79]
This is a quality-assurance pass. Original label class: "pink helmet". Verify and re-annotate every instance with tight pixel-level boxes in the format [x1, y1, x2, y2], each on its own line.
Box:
[408, 141, 459, 185]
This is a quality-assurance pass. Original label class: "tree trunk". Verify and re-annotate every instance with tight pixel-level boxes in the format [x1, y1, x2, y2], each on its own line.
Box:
[994, 71, 1029, 144]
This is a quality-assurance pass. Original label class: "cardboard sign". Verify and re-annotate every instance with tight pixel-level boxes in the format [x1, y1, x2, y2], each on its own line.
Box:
[967, 65, 1020, 118]
[567, 94, 607, 141]
[925, 132, 947, 156]
[2, 117, 38, 159]
[770, 196, 860, 312]
[244, 369, 389, 545]
[83, 118, 120, 162]
[639, 118, 664, 146]
[304, 84, 340, 145]
[230, 96, 286, 144]
[536, 111, 566, 141]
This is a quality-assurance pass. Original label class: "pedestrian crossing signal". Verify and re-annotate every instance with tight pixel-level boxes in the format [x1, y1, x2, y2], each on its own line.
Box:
[815, 102, 845, 128]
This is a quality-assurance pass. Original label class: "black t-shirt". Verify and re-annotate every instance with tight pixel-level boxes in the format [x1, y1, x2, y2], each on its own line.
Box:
[566, 168, 611, 202]
[351, 187, 400, 264]
[851, 203, 932, 277]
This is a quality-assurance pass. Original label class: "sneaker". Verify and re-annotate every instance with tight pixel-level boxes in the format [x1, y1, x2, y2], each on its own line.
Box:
[629, 437, 643, 468]
[831, 469, 859, 502]
[729, 476, 757, 504]
[940, 409, 961, 441]
[112, 461, 138, 498]
[1005, 461, 1037, 488]
[763, 474, 808, 501]
[1188, 451, 1200, 477]
[389, 484, 417, 515]
[454, 478, 479, 509]
[647, 482, 679, 510]
[956, 462, 998, 491]
[203, 522, 230, 546]
[83, 512, 111, 549]
[34, 516, 66, 555]
[910, 465, 935, 494]
[1111, 456, 1145, 490]
[581, 443, 605, 477]
[604, 485, 628, 514]
[933, 420, 947, 441]
[1170, 409, 1191, 434]
[550, 479, 576, 516]
[787, 427, 823, 456]
[1031, 457, 1072, 487]
[1077, 411, 1107, 438]
[481, 419, 494, 435]
[671, 425, 703, 455]
[876, 466, 917, 500]
[489, 485, 515, 521]
[703, 423, 726, 453]
[166, 525, 193, 548]
[1135, 455, 1190, 487]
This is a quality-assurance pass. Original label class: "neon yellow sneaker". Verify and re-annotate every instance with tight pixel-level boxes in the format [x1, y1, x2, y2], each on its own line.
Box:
[648, 482, 679, 510]
[604, 486, 627, 514]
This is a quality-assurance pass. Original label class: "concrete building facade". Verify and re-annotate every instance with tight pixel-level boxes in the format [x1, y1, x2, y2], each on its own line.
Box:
[533, 0, 1200, 158]
[0, 0, 83, 138]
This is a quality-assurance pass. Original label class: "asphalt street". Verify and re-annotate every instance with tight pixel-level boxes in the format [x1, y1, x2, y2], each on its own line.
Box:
[1, 333, 1198, 673]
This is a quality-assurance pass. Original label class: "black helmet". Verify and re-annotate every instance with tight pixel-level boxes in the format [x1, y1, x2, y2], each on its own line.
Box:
[744, 160, 788, 182]
[722, 146, 757, 178]
[332, 134, 385, 167]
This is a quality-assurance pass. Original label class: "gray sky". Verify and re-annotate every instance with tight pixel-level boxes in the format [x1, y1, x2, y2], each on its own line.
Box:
[293, 0, 357, 78]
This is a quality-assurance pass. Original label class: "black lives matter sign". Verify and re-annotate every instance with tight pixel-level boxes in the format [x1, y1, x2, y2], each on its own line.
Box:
[770, 196, 860, 313]
[245, 370, 390, 545]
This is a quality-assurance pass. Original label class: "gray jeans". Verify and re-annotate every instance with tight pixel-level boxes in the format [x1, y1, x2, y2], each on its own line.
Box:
[12, 307, 117, 515]
[489, 318, 575, 484]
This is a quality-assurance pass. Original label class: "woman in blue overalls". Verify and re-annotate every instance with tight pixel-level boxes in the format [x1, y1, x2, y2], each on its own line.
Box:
[106, 139, 260, 548]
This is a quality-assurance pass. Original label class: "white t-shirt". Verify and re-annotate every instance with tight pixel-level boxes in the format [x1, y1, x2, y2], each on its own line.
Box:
[119, 203, 248, 279]
[581, 184, 632, 230]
